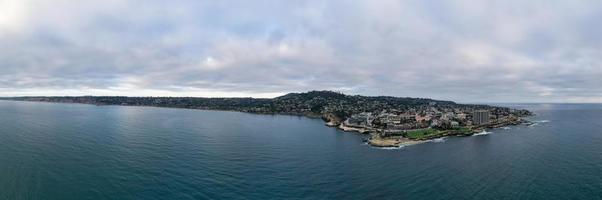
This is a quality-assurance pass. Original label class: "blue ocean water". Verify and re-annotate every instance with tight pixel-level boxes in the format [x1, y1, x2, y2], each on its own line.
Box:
[1, 101, 602, 199]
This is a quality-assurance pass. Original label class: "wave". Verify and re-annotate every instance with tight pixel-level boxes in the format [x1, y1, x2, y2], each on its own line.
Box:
[378, 146, 405, 150]
[364, 142, 405, 150]
[429, 137, 447, 143]
[502, 127, 511, 130]
[529, 120, 550, 127]
[474, 130, 492, 136]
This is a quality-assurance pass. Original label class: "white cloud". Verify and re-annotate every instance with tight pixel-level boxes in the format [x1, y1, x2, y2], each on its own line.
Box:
[1, 0, 602, 102]
[0, 0, 29, 33]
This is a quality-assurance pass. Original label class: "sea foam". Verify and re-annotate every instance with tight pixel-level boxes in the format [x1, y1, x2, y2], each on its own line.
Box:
[529, 120, 550, 127]
[430, 137, 447, 143]
[474, 130, 492, 136]
[376, 146, 405, 150]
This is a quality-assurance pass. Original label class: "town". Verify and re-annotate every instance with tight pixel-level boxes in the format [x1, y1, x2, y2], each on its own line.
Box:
[338, 106, 530, 147]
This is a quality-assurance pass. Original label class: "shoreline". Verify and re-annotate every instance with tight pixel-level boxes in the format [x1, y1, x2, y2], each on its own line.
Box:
[331, 117, 531, 148]
[0, 99, 321, 118]
[336, 123, 372, 134]
[1, 99, 532, 148]
[367, 136, 428, 147]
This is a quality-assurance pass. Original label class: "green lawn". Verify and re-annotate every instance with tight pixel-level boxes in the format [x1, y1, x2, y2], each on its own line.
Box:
[453, 127, 472, 134]
[405, 127, 474, 140]
[405, 128, 443, 140]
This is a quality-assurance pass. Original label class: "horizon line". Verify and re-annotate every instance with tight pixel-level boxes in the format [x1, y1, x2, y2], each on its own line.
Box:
[2, 95, 602, 105]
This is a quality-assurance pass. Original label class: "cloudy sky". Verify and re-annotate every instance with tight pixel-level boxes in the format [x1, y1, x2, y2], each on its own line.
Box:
[1, 0, 601, 103]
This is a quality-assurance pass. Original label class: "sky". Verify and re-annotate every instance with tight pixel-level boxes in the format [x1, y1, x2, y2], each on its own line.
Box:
[1, 0, 602, 103]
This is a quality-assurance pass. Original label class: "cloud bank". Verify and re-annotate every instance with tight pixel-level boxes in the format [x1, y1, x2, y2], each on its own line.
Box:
[1, 0, 602, 102]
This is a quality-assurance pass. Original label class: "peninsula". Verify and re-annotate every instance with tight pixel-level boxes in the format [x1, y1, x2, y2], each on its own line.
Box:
[0, 91, 532, 147]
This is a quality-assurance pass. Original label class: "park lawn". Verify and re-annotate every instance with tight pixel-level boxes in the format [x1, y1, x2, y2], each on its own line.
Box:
[453, 127, 472, 134]
[405, 128, 444, 140]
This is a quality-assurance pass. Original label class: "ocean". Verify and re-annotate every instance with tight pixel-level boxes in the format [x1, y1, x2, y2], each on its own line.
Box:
[1, 101, 601, 199]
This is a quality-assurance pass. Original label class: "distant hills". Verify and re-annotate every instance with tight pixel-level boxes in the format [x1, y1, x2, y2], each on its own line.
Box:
[0, 90, 523, 120]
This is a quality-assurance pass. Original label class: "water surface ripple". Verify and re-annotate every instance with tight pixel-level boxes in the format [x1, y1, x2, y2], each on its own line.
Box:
[1, 101, 601, 199]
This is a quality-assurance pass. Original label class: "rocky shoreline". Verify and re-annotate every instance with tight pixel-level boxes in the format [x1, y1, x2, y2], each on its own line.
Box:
[367, 136, 428, 147]
[327, 117, 531, 148]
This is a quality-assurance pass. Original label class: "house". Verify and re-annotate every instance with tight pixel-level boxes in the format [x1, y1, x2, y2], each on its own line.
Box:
[451, 121, 460, 128]
[415, 114, 432, 122]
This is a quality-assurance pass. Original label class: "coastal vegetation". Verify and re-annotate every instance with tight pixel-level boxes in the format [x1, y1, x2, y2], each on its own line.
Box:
[0, 91, 461, 117]
[404, 127, 473, 140]
[405, 129, 443, 140]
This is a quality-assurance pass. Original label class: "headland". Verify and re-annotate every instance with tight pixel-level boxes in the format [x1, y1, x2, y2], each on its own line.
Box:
[0, 91, 532, 147]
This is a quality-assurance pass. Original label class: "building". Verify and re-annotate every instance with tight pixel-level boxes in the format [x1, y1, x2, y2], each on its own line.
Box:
[399, 114, 415, 122]
[472, 110, 490, 125]
[430, 119, 440, 127]
[415, 114, 432, 123]
[441, 112, 455, 121]
[384, 114, 402, 125]
[348, 112, 373, 126]
[450, 121, 460, 128]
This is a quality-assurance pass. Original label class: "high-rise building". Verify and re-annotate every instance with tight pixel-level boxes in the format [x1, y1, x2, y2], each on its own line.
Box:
[472, 110, 490, 125]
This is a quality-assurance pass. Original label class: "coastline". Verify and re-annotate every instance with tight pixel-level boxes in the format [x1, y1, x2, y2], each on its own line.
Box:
[336, 123, 372, 134]
[330, 116, 531, 148]
[0, 99, 532, 148]
[368, 136, 428, 147]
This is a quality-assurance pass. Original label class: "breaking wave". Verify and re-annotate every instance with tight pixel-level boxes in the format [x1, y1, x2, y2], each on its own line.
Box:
[429, 137, 447, 143]
[529, 120, 550, 127]
[474, 130, 492, 136]
[374, 145, 405, 150]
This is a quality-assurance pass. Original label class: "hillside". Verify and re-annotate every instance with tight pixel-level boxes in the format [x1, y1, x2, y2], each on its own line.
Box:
[0, 90, 529, 121]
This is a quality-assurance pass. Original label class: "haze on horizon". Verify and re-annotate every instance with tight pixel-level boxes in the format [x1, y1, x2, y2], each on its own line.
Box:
[1, 0, 601, 103]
